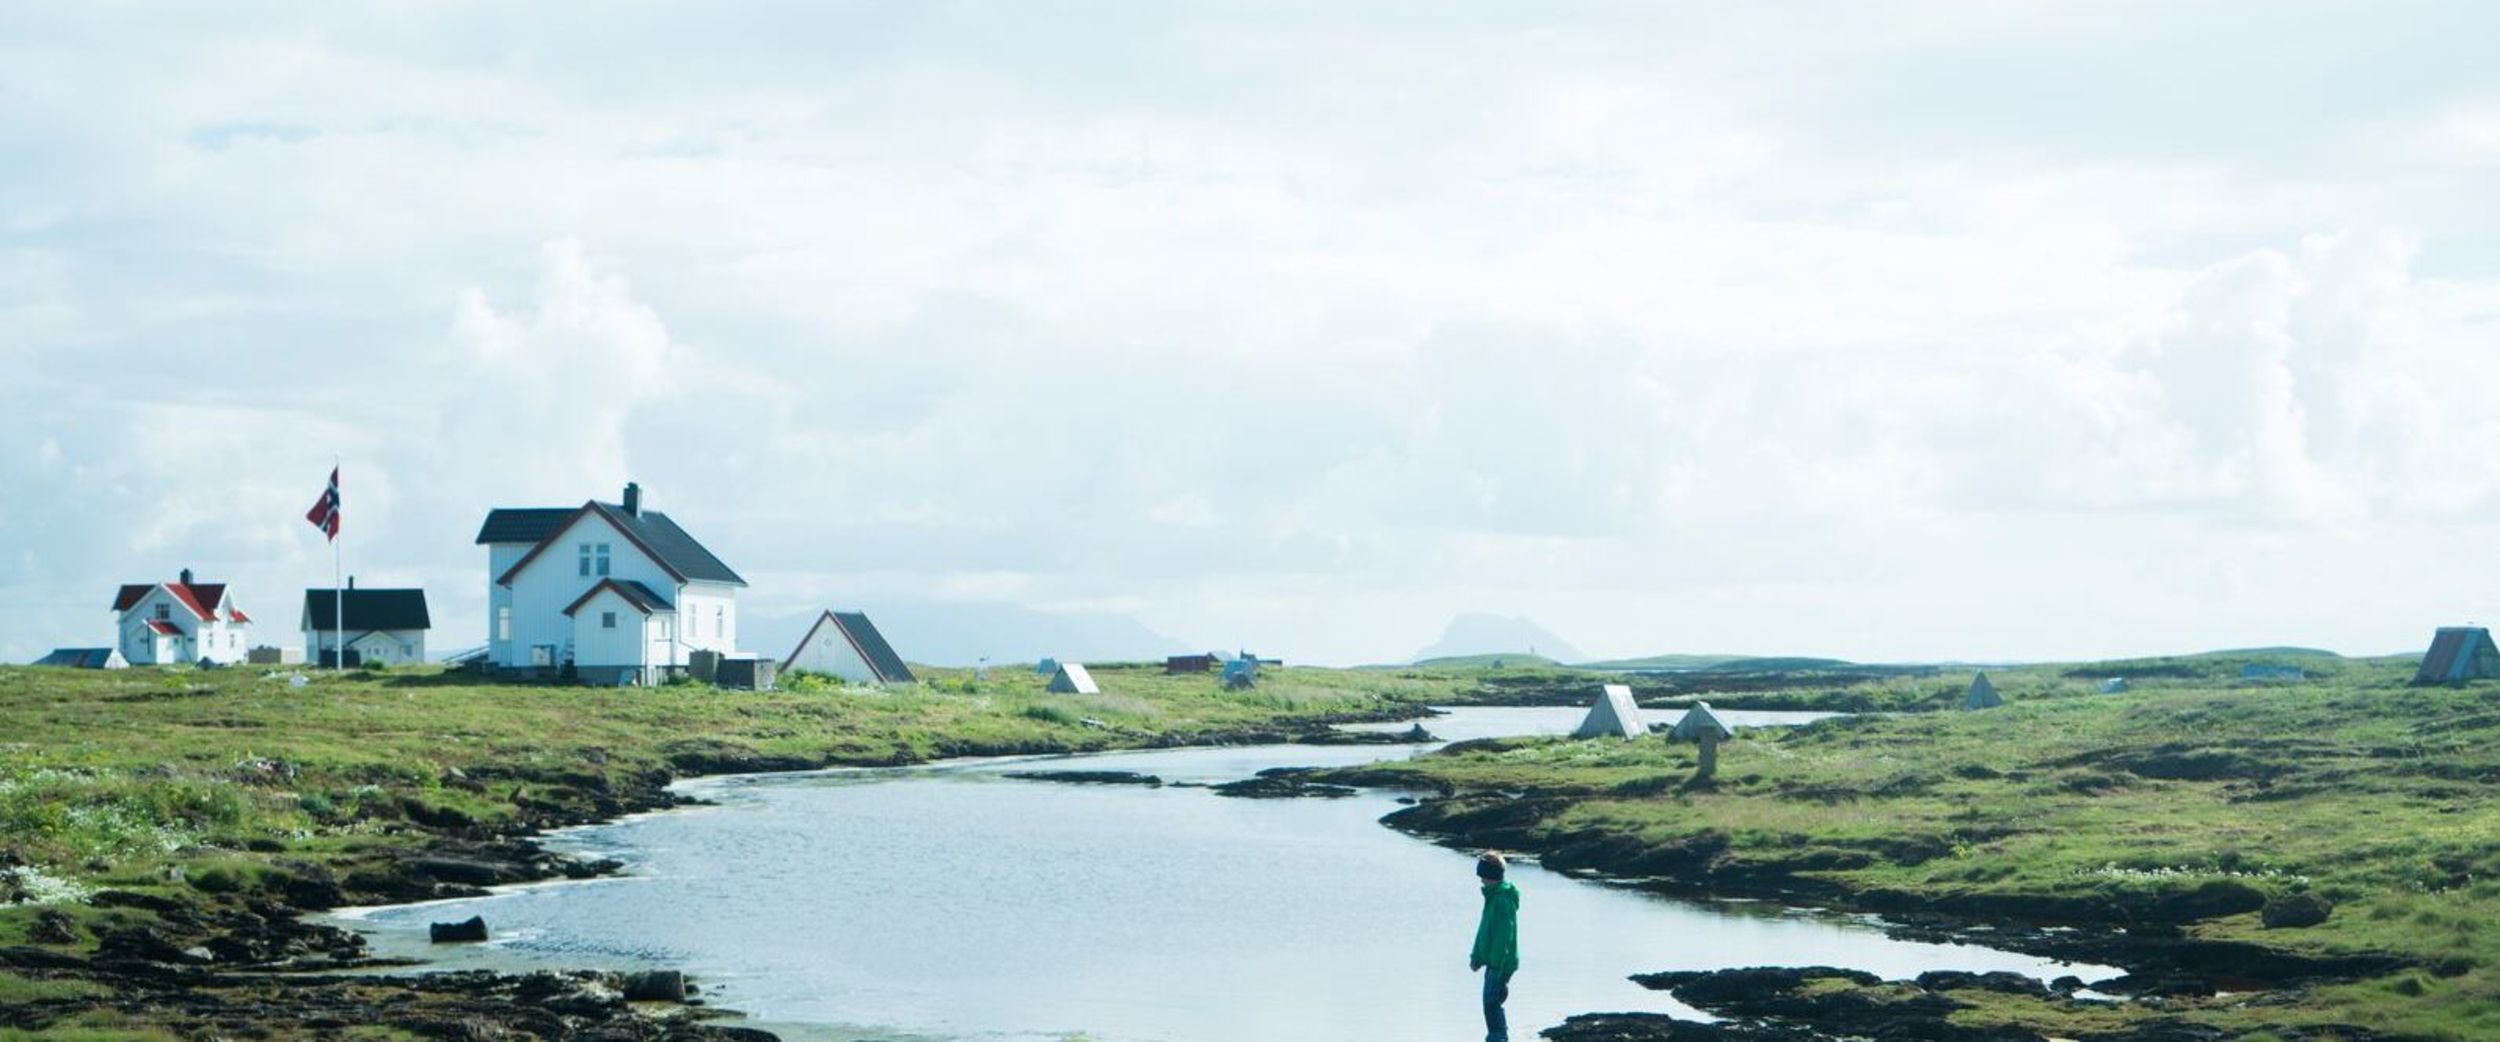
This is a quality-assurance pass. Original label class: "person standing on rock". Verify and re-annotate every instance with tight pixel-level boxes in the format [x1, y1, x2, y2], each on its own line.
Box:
[1469, 850, 1521, 1042]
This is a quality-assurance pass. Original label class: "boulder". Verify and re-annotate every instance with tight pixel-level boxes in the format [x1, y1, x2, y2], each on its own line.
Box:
[2260, 892, 2333, 929]
[430, 916, 489, 943]
[622, 969, 687, 1002]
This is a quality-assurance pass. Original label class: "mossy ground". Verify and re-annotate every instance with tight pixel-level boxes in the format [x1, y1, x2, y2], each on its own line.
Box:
[1320, 656, 2500, 1040]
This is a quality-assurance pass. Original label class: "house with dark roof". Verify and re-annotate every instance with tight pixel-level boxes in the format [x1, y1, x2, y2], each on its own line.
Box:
[111, 568, 252, 665]
[301, 580, 432, 667]
[782, 610, 916, 686]
[474, 482, 747, 685]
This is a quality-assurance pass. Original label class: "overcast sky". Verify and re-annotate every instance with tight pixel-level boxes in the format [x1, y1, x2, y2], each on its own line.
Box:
[9, 2, 2500, 666]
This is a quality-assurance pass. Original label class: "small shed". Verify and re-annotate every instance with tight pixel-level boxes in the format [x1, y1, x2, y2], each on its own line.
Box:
[1963, 671, 2003, 710]
[2414, 627, 2500, 685]
[715, 657, 778, 692]
[1047, 662, 1100, 694]
[33, 647, 127, 669]
[1166, 654, 1219, 674]
[782, 610, 916, 685]
[2098, 678, 2129, 695]
[1035, 657, 1060, 676]
[1571, 683, 1648, 739]
[1220, 655, 1258, 690]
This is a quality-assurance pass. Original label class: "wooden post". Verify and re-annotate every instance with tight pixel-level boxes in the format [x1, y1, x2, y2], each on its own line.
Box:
[1695, 731, 1719, 782]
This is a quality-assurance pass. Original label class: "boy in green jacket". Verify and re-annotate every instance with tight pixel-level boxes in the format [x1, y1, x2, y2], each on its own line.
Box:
[1469, 851, 1520, 1042]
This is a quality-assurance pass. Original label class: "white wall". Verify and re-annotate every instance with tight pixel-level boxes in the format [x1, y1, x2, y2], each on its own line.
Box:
[678, 581, 739, 655]
[500, 512, 676, 668]
[786, 615, 874, 683]
[117, 586, 249, 665]
[569, 586, 659, 668]
[485, 542, 529, 664]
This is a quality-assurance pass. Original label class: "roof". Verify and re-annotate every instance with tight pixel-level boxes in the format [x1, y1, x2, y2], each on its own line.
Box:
[2416, 626, 2500, 684]
[33, 648, 119, 668]
[1963, 671, 2003, 709]
[1670, 701, 1735, 741]
[113, 581, 228, 619]
[473, 508, 579, 545]
[1572, 684, 1648, 739]
[1048, 662, 1099, 694]
[227, 609, 251, 624]
[144, 619, 182, 635]
[303, 589, 432, 633]
[833, 611, 914, 683]
[491, 501, 745, 588]
[562, 579, 676, 617]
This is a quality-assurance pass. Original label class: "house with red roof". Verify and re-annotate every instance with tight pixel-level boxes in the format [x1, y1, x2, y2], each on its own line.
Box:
[112, 568, 253, 665]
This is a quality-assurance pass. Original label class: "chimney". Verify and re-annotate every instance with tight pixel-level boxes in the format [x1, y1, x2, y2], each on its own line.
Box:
[623, 482, 642, 517]
[179, 568, 193, 586]
[347, 576, 356, 590]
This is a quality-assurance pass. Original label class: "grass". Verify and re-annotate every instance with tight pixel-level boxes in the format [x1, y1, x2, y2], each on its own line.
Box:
[1315, 656, 2500, 1040]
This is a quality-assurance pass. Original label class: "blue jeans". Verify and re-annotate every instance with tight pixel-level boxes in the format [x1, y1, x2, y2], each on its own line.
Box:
[1482, 966, 1514, 1042]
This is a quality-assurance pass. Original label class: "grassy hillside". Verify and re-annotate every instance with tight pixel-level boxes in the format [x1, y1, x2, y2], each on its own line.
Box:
[0, 662, 1446, 1040]
[1316, 656, 2498, 1041]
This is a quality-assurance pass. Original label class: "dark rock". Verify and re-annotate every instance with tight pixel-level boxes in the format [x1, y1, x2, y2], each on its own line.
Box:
[1538, 1012, 1827, 1041]
[410, 856, 529, 887]
[94, 924, 207, 964]
[430, 916, 489, 943]
[87, 889, 190, 914]
[1210, 774, 1359, 799]
[1914, 969, 2053, 997]
[1002, 770, 1164, 786]
[622, 969, 688, 1002]
[2147, 880, 2266, 923]
[1632, 965, 1882, 1004]
[28, 909, 77, 945]
[2260, 892, 2333, 929]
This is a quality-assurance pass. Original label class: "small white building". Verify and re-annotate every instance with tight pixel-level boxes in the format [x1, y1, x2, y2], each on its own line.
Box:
[1047, 662, 1099, 694]
[783, 610, 916, 685]
[474, 482, 746, 684]
[301, 582, 432, 667]
[112, 569, 252, 665]
[1571, 683, 1648, 739]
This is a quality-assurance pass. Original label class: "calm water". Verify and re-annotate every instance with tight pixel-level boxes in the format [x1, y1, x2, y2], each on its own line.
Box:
[331, 707, 2111, 1042]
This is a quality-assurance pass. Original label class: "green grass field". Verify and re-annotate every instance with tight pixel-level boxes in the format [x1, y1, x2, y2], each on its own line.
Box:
[1317, 655, 2500, 1040]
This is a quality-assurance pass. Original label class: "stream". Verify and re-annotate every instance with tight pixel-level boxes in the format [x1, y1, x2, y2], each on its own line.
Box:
[327, 706, 2114, 1041]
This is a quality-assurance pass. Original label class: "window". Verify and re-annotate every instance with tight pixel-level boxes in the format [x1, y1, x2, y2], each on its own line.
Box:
[714, 606, 725, 638]
[154, 603, 170, 621]
[595, 543, 611, 576]
[496, 606, 512, 641]
[601, 611, 617, 630]
[578, 543, 591, 576]
[657, 617, 674, 640]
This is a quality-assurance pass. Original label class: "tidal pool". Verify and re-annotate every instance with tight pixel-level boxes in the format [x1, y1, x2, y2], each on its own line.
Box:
[331, 706, 2111, 1041]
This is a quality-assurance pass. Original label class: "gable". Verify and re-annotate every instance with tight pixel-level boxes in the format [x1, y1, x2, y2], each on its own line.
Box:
[495, 502, 745, 588]
[499, 510, 667, 588]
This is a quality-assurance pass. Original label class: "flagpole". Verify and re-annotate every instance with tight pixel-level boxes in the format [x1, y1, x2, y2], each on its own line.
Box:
[333, 458, 343, 672]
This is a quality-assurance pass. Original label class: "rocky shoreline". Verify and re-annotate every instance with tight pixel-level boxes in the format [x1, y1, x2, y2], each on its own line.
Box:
[6, 707, 1441, 1041]
[1332, 787, 2418, 1042]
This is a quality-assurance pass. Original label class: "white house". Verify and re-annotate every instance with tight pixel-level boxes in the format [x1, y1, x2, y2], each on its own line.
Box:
[301, 581, 432, 667]
[475, 482, 746, 685]
[112, 569, 252, 665]
[783, 610, 916, 685]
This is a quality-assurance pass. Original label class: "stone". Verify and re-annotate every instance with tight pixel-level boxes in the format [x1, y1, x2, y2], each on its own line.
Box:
[2261, 892, 2333, 929]
[622, 969, 687, 1002]
[429, 916, 489, 943]
[28, 909, 77, 945]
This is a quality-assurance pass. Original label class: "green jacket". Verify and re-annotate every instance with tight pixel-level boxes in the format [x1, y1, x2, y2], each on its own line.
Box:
[1471, 880, 1519, 972]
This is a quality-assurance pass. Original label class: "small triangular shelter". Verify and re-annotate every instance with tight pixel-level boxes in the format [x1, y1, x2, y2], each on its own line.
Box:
[2414, 627, 2500, 685]
[1571, 683, 1648, 739]
[782, 610, 916, 685]
[1220, 657, 1257, 690]
[1669, 701, 1734, 742]
[1035, 657, 1059, 676]
[1963, 671, 2002, 710]
[2098, 678, 2129, 694]
[1047, 662, 1099, 694]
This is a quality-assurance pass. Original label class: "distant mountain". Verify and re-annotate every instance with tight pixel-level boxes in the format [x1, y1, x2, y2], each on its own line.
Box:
[1411, 653, 1560, 669]
[742, 601, 1194, 668]
[1411, 613, 1584, 664]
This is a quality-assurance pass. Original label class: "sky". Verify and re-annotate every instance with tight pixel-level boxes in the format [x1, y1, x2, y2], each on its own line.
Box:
[9, 2, 2500, 666]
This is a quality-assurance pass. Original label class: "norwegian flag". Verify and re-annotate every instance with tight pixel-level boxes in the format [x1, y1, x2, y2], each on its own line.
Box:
[305, 467, 341, 541]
